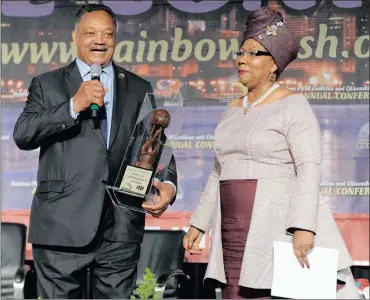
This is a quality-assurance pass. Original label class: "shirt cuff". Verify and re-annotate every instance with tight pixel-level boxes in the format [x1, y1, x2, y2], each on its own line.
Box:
[163, 180, 177, 199]
[69, 97, 80, 120]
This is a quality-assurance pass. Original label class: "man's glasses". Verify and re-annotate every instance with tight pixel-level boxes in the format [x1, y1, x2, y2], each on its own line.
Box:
[233, 50, 272, 60]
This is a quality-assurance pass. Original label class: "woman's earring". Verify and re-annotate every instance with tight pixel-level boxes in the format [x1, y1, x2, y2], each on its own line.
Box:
[270, 72, 276, 82]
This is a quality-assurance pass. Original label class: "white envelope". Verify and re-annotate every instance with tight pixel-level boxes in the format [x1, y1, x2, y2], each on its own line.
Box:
[271, 241, 339, 299]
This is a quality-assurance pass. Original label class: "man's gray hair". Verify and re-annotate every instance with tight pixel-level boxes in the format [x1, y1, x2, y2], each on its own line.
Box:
[74, 3, 117, 31]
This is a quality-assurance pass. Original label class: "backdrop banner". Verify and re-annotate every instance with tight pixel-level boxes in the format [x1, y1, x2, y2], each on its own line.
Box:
[1, 0, 369, 265]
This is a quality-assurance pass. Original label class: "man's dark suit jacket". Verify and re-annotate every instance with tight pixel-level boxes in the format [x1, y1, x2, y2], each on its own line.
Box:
[13, 60, 177, 247]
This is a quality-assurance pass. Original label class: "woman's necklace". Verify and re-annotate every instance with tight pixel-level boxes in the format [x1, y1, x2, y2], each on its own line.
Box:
[243, 83, 280, 115]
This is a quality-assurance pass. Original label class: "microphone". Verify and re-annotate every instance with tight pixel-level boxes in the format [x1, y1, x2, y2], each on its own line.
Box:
[90, 63, 102, 119]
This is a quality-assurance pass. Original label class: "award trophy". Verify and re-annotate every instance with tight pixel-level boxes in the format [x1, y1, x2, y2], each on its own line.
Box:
[105, 93, 184, 213]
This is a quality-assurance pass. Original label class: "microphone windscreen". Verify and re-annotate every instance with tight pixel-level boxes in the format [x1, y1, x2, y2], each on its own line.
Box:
[91, 64, 102, 78]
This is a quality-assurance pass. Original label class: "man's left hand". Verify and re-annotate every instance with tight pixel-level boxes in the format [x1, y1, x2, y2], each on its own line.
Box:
[142, 180, 174, 217]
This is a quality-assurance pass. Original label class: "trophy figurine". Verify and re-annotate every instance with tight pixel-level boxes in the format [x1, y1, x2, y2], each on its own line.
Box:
[136, 109, 171, 170]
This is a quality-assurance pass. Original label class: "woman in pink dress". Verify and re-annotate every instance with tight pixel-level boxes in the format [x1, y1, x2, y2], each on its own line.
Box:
[183, 6, 360, 299]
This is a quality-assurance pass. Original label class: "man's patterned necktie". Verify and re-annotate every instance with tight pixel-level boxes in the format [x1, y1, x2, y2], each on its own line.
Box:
[100, 105, 108, 146]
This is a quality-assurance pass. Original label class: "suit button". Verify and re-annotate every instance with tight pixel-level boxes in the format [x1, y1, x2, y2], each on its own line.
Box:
[107, 151, 111, 157]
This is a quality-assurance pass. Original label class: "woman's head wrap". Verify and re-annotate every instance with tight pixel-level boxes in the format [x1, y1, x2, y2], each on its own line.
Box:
[242, 6, 299, 74]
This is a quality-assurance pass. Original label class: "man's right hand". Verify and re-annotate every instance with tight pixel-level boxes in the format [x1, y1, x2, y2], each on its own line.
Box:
[73, 81, 107, 114]
[183, 226, 204, 255]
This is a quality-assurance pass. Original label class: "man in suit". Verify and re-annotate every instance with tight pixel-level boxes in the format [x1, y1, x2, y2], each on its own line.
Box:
[13, 4, 177, 299]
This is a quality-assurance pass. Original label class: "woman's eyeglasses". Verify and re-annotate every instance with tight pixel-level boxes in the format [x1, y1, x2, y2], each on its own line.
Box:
[233, 50, 272, 59]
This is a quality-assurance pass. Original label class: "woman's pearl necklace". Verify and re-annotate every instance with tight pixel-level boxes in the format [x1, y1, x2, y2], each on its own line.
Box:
[243, 83, 280, 115]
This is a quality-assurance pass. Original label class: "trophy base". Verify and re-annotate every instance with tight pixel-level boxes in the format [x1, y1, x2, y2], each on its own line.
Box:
[105, 185, 147, 214]
[104, 163, 158, 214]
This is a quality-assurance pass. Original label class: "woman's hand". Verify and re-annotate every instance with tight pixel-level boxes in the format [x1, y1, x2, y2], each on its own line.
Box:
[293, 230, 314, 268]
[183, 226, 204, 255]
